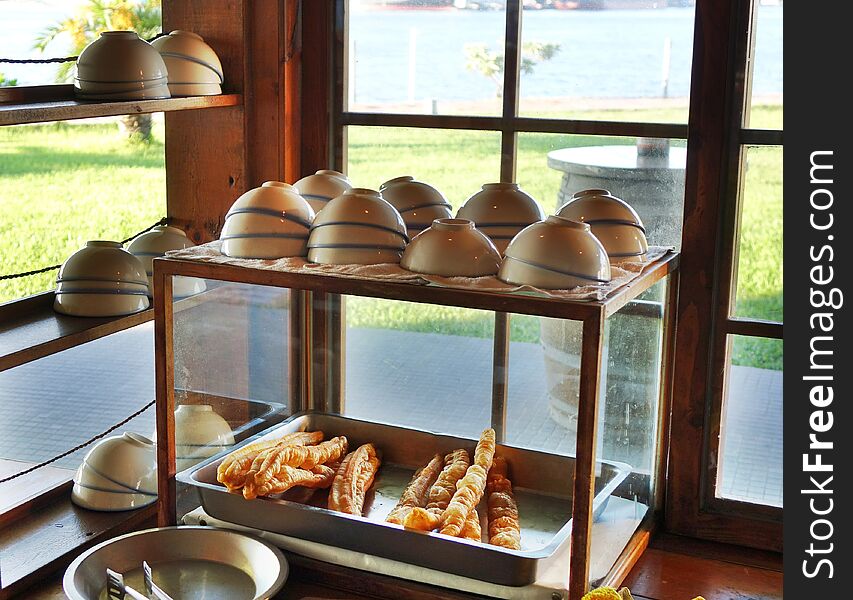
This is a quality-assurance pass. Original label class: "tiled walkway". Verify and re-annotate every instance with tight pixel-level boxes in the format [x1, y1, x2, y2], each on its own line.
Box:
[0, 315, 781, 506]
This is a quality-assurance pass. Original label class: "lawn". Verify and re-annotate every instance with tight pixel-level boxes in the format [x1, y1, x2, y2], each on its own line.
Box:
[0, 106, 781, 369]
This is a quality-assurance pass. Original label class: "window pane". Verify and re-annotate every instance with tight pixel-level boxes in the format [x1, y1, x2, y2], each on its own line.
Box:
[0, 117, 167, 303]
[347, 2, 505, 116]
[345, 126, 502, 208]
[519, 5, 696, 123]
[732, 145, 782, 322]
[517, 132, 687, 248]
[0, 323, 155, 513]
[717, 335, 782, 507]
[745, 3, 783, 130]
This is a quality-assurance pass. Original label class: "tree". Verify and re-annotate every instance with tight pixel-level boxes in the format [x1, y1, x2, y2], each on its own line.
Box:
[33, 0, 162, 140]
[464, 41, 561, 98]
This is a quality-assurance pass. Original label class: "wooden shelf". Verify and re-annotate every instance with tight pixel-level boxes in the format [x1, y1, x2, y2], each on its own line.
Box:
[0, 292, 153, 372]
[0, 84, 241, 126]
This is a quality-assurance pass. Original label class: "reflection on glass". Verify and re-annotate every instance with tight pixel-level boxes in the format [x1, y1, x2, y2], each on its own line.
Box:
[346, 126, 501, 208]
[0, 117, 167, 303]
[519, 5, 697, 123]
[746, 4, 783, 130]
[718, 335, 782, 507]
[517, 133, 687, 248]
[343, 296, 493, 438]
[348, 2, 505, 115]
[589, 279, 666, 586]
[733, 146, 782, 328]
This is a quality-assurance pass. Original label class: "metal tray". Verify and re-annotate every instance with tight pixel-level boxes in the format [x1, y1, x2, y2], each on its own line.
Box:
[177, 412, 630, 587]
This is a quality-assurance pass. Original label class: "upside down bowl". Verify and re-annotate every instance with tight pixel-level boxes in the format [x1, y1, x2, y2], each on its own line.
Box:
[557, 189, 648, 258]
[292, 170, 353, 213]
[456, 182, 544, 254]
[401, 218, 501, 277]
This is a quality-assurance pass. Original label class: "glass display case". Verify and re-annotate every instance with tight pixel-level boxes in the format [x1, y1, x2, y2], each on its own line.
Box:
[152, 247, 678, 599]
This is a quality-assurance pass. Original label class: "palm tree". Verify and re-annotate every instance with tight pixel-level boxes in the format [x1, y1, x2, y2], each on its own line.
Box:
[33, 0, 162, 140]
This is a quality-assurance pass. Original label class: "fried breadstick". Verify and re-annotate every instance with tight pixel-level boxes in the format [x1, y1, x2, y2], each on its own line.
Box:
[402, 448, 470, 531]
[248, 463, 337, 498]
[243, 436, 348, 498]
[328, 443, 382, 515]
[386, 454, 443, 525]
[460, 506, 482, 541]
[217, 431, 323, 490]
[439, 428, 496, 537]
[487, 456, 521, 550]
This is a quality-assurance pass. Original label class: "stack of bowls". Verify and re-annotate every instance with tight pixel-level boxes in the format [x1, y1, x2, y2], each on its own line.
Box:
[71, 432, 157, 511]
[456, 183, 544, 254]
[292, 170, 353, 214]
[308, 188, 408, 265]
[499, 216, 612, 289]
[220, 181, 315, 259]
[379, 176, 453, 240]
[173, 405, 235, 472]
[151, 30, 224, 96]
[401, 218, 501, 277]
[54, 241, 150, 317]
[127, 225, 205, 298]
[74, 31, 170, 100]
[557, 189, 648, 259]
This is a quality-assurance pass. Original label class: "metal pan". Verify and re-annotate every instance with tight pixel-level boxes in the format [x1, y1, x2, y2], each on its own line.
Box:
[177, 412, 630, 587]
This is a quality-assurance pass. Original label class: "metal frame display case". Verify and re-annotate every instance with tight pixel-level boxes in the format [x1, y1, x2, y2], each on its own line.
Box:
[153, 250, 679, 599]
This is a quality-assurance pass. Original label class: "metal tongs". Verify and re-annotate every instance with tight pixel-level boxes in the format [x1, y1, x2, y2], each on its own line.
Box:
[105, 561, 174, 600]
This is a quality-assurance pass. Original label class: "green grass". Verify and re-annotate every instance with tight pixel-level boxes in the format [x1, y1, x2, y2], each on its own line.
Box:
[1, 106, 781, 369]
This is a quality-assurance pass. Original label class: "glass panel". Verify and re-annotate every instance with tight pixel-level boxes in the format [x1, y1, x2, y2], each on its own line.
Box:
[0, 323, 155, 513]
[519, 4, 696, 123]
[745, 2, 783, 130]
[517, 132, 687, 248]
[732, 145, 782, 323]
[343, 297, 493, 438]
[345, 126, 502, 210]
[717, 335, 782, 507]
[0, 116, 167, 303]
[347, 2, 505, 116]
[589, 279, 667, 587]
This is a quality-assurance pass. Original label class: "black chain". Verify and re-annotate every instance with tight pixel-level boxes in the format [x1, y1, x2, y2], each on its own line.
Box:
[0, 33, 166, 65]
[0, 399, 155, 484]
[0, 217, 169, 281]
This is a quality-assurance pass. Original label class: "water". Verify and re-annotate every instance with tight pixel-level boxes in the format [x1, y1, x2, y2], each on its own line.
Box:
[2, 2, 782, 104]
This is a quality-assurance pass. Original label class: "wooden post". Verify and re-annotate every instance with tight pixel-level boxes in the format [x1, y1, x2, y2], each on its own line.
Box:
[154, 263, 176, 527]
[491, 312, 510, 443]
[569, 310, 605, 599]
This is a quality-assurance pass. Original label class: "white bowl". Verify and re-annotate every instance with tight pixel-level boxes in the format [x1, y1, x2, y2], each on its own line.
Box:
[220, 181, 315, 259]
[456, 183, 544, 254]
[174, 404, 235, 447]
[498, 216, 611, 289]
[71, 482, 157, 512]
[73, 462, 149, 494]
[127, 225, 203, 295]
[82, 432, 157, 495]
[151, 30, 224, 96]
[307, 246, 403, 265]
[292, 170, 353, 213]
[378, 176, 453, 237]
[401, 219, 501, 277]
[307, 223, 408, 249]
[556, 190, 648, 258]
[54, 241, 151, 317]
[74, 31, 170, 100]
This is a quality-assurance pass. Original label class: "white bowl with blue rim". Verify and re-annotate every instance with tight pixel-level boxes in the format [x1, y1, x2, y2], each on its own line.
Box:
[220, 181, 315, 259]
[498, 216, 612, 289]
[378, 176, 453, 239]
[53, 241, 150, 317]
[292, 169, 353, 214]
[151, 30, 223, 96]
[456, 182, 544, 255]
[557, 189, 648, 259]
[127, 224, 205, 297]
[173, 405, 235, 472]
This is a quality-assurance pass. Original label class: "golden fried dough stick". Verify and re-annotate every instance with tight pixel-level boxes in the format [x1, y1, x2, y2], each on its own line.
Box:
[217, 431, 323, 490]
[439, 428, 496, 537]
[328, 443, 382, 515]
[460, 506, 482, 541]
[402, 448, 470, 531]
[487, 456, 521, 550]
[386, 454, 443, 525]
[245, 435, 348, 493]
[248, 463, 337, 498]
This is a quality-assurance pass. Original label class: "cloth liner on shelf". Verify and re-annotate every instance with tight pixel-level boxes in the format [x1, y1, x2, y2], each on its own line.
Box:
[166, 241, 673, 302]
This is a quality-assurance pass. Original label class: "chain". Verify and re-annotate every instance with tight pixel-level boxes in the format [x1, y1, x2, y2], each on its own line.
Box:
[0, 217, 169, 281]
[0, 33, 166, 65]
[0, 399, 155, 484]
